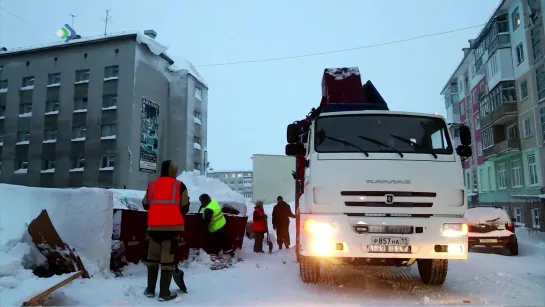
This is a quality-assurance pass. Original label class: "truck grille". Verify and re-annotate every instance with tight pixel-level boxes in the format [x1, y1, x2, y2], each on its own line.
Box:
[342, 190, 436, 208]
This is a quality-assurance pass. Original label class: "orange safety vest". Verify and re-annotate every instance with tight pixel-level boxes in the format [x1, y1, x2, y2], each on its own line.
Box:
[147, 177, 185, 227]
[252, 207, 267, 232]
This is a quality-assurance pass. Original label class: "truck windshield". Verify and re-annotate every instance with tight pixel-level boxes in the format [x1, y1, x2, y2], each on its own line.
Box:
[314, 114, 453, 155]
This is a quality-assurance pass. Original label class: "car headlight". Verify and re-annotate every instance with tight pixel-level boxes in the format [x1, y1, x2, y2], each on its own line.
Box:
[442, 223, 468, 237]
[304, 219, 336, 236]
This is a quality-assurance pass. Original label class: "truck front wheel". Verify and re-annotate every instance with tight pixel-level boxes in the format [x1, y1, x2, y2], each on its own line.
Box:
[417, 259, 448, 285]
[299, 256, 320, 283]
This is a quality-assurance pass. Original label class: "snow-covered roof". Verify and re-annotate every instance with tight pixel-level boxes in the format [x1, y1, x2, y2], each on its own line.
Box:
[0, 30, 207, 87]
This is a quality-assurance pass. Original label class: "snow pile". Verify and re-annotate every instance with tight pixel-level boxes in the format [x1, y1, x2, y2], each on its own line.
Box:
[135, 32, 207, 86]
[0, 184, 114, 277]
[325, 67, 360, 80]
[516, 227, 545, 256]
[463, 207, 510, 224]
[111, 170, 252, 215]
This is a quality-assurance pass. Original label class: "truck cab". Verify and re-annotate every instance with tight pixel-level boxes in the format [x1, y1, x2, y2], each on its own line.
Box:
[285, 67, 473, 286]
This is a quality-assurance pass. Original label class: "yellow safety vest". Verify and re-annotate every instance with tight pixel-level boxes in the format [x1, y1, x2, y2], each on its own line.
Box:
[202, 199, 227, 233]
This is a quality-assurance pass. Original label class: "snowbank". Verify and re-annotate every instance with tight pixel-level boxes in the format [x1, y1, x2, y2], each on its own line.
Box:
[111, 170, 252, 215]
[0, 184, 114, 276]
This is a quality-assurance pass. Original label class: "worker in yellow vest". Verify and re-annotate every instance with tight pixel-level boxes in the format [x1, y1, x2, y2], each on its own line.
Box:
[199, 194, 234, 259]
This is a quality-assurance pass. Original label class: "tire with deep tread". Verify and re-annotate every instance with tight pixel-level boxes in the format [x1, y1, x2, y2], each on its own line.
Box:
[417, 259, 448, 285]
[507, 238, 519, 256]
[299, 256, 320, 283]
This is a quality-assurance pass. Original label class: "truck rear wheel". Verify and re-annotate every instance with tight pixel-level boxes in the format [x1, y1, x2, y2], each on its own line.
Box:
[417, 259, 448, 285]
[299, 256, 320, 283]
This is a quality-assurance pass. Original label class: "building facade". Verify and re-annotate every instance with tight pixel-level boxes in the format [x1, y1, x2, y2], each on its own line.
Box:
[0, 30, 208, 190]
[207, 170, 253, 199]
[441, 0, 545, 231]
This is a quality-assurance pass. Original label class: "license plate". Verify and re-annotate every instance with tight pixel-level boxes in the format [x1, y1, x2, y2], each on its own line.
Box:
[371, 236, 409, 245]
[368, 245, 411, 253]
[479, 239, 498, 243]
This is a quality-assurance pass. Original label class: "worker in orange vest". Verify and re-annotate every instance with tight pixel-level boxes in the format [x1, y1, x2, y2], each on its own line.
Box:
[252, 201, 268, 253]
[142, 160, 189, 302]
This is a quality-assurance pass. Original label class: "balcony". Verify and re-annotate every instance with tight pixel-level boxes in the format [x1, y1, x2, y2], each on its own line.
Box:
[483, 138, 521, 159]
[487, 33, 510, 56]
[480, 102, 517, 128]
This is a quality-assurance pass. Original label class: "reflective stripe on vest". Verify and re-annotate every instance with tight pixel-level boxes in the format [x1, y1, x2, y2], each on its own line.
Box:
[147, 177, 185, 227]
[202, 199, 226, 233]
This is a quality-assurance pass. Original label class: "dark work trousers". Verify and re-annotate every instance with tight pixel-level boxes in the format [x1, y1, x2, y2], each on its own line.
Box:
[145, 231, 180, 271]
[208, 227, 234, 256]
[276, 226, 290, 249]
[254, 232, 265, 252]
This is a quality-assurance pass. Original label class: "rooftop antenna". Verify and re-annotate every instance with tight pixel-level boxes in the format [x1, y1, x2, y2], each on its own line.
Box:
[69, 14, 76, 28]
[101, 9, 112, 35]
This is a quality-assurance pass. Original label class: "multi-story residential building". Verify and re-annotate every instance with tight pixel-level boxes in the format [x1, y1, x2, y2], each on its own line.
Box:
[207, 170, 253, 199]
[441, 0, 544, 231]
[0, 30, 208, 190]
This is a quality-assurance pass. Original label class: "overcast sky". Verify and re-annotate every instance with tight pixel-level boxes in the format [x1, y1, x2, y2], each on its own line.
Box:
[0, 0, 499, 171]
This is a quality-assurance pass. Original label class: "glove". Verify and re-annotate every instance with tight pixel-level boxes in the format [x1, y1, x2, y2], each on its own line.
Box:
[263, 214, 268, 219]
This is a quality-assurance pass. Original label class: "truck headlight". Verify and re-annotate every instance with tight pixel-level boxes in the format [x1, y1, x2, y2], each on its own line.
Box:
[442, 223, 468, 237]
[304, 219, 336, 236]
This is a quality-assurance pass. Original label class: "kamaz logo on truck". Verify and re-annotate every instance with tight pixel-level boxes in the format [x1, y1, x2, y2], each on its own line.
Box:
[366, 180, 411, 184]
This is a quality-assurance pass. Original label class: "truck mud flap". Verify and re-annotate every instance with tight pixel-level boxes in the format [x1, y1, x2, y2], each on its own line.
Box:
[27, 209, 89, 278]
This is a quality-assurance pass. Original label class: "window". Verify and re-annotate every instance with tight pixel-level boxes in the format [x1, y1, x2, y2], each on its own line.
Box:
[45, 100, 60, 113]
[532, 207, 541, 228]
[0, 106, 4, 117]
[531, 27, 543, 62]
[104, 65, 119, 79]
[507, 124, 519, 139]
[0, 79, 7, 90]
[19, 103, 32, 115]
[194, 162, 201, 170]
[47, 73, 61, 85]
[314, 114, 453, 155]
[480, 168, 487, 191]
[482, 127, 494, 149]
[43, 129, 57, 141]
[515, 207, 523, 224]
[511, 160, 523, 187]
[541, 107, 545, 141]
[42, 159, 55, 170]
[194, 136, 201, 144]
[74, 97, 88, 110]
[72, 126, 87, 139]
[102, 95, 117, 108]
[22, 76, 34, 87]
[237, 173, 243, 178]
[0, 134, 3, 143]
[516, 43, 524, 64]
[70, 157, 85, 169]
[75, 69, 90, 82]
[524, 118, 532, 137]
[101, 124, 116, 138]
[536, 64, 545, 100]
[100, 154, 115, 168]
[477, 141, 483, 156]
[17, 160, 28, 170]
[474, 115, 480, 130]
[528, 154, 539, 185]
[16, 131, 29, 142]
[512, 7, 520, 30]
[194, 110, 202, 120]
[465, 172, 471, 189]
[195, 87, 202, 100]
[520, 80, 529, 100]
[497, 163, 507, 189]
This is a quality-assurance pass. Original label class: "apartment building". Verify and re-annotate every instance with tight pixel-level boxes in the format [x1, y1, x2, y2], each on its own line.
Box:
[0, 30, 208, 190]
[441, 0, 544, 231]
[208, 170, 253, 199]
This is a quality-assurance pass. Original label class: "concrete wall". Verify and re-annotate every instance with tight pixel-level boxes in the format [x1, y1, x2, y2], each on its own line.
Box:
[517, 70, 538, 150]
[252, 154, 295, 204]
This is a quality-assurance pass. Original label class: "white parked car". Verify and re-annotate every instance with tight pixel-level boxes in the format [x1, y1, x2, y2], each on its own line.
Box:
[463, 207, 518, 256]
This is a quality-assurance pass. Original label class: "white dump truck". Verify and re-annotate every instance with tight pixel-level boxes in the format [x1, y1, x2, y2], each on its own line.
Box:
[285, 67, 473, 285]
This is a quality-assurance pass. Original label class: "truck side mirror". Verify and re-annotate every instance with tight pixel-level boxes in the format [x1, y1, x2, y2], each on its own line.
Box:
[287, 124, 299, 144]
[456, 145, 472, 157]
[459, 125, 472, 146]
[286, 143, 305, 156]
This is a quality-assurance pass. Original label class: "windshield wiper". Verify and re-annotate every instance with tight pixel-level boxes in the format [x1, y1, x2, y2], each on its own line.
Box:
[389, 134, 438, 159]
[357, 135, 403, 158]
[486, 217, 500, 223]
[324, 135, 369, 157]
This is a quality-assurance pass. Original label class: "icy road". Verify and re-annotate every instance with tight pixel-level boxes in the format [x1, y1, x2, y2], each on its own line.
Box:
[40, 229, 545, 306]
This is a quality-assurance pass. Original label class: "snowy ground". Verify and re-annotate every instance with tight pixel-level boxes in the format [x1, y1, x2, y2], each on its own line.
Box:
[6, 224, 544, 306]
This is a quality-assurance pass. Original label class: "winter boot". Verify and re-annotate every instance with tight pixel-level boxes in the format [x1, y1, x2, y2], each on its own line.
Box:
[278, 245, 283, 250]
[173, 268, 188, 293]
[158, 270, 177, 302]
[144, 266, 159, 298]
